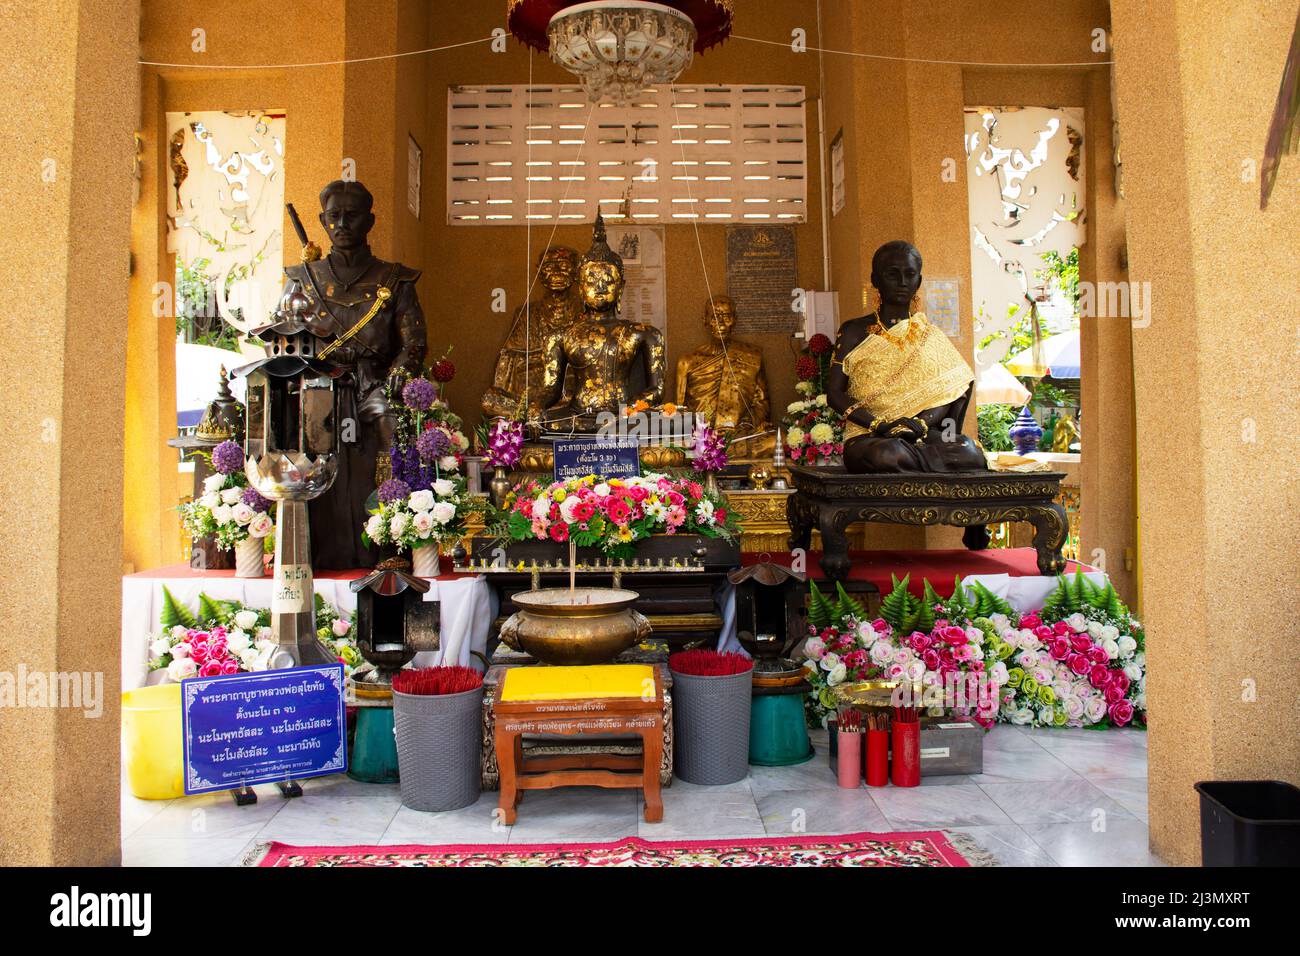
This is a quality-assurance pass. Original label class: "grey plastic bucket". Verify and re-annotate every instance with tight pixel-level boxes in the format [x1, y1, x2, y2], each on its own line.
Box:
[670, 668, 753, 785]
[392, 685, 484, 812]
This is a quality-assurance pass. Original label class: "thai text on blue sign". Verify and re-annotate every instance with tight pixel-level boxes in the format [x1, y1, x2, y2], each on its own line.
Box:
[553, 436, 641, 481]
[181, 663, 347, 794]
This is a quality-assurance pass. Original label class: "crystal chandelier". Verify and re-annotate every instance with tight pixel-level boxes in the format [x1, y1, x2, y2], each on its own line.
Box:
[508, 1, 734, 105]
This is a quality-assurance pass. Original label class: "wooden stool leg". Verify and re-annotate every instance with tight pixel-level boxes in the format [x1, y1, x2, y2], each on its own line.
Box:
[512, 734, 525, 804]
[641, 722, 663, 823]
[495, 726, 518, 825]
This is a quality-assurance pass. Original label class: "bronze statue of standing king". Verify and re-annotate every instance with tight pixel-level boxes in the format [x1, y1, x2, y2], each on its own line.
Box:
[278, 179, 427, 568]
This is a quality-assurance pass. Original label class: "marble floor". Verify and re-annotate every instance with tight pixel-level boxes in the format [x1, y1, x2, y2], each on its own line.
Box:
[121, 723, 1162, 866]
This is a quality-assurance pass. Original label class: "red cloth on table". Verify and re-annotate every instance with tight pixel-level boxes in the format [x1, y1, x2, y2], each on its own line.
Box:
[740, 548, 1093, 597]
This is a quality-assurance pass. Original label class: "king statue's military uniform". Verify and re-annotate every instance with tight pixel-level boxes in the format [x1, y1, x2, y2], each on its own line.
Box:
[281, 220, 426, 568]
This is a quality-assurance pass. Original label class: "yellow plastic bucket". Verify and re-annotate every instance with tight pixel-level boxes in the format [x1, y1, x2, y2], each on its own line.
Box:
[121, 683, 184, 799]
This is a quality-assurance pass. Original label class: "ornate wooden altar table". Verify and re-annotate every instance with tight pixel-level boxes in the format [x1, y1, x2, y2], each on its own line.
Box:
[786, 466, 1069, 583]
[492, 665, 665, 825]
[480, 650, 674, 790]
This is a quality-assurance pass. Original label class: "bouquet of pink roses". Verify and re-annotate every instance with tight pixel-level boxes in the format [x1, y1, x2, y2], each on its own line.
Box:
[990, 608, 1145, 728]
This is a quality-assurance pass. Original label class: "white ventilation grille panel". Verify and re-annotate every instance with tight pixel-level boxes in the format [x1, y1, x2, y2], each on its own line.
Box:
[447, 84, 807, 225]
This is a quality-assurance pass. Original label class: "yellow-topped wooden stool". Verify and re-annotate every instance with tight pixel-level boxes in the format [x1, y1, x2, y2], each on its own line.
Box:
[493, 664, 664, 824]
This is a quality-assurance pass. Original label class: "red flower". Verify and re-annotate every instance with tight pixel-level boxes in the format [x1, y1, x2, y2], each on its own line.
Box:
[549, 522, 569, 542]
[808, 333, 832, 355]
[1108, 699, 1135, 726]
[432, 359, 456, 383]
[795, 355, 818, 380]
[715, 508, 726, 522]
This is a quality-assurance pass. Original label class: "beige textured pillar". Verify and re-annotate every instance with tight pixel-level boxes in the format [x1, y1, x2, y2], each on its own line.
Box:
[1079, 66, 1137, 604]
[1111, 0, 1300, 865]
[0, 0, 138, 865]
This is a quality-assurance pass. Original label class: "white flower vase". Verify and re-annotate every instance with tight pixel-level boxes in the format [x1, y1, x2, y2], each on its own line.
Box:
[411, 543, 439, 578]
[235, 536, 265, 578]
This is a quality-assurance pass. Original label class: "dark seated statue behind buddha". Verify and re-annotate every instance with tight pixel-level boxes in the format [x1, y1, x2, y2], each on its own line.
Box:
[827, 240, 986, 474]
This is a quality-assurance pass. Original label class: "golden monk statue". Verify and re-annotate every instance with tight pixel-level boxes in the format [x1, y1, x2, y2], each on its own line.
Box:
[827, 241, 985, 473]
[481, 245, 583, 419]
[675, 295, 775, 459]
[533, 214, 666, 431]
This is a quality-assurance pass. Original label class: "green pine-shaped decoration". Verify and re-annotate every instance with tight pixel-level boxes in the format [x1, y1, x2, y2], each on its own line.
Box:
[881, 574, 926, 633]
[834, 582, 868, 622]
[198, 592, 226, 625]
[914, 596, 936, 634]
[922, 578, 943, 611]
[970, 580, 1013, 618]
[1104, 583, 1127, 618]
[946, 575, 973, 620]
[159, 585, 197, 630]
[806, 579, 837, 630]
[1040, 576, 1070, 618]
[1066, 568, 1088, 613]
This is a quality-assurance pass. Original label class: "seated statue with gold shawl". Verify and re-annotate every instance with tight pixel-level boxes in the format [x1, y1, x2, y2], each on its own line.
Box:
[827, 241, 985, 473]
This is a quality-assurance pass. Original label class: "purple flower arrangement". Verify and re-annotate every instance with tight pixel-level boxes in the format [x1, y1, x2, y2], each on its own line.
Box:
[240, 486, 272, 513]
[211, 439, 245, 476]
[401, 377, 437, 412]
[389, 443, 435, 494]
[691, 424, 728, 474]
[486, 418, 524, 469]
[377, 478, 412, 505]
[416, 426, 452, 461]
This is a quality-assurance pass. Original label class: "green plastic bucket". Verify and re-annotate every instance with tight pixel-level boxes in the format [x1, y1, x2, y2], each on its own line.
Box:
[348, 706, 399, 784]
[749, 694, 814, 767]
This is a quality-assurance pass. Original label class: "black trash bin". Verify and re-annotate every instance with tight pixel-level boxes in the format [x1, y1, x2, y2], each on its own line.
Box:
[1194, 780, 1300, 866]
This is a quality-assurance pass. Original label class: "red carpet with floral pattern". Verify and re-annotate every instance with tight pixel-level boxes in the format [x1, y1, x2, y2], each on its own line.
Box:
[250, 830, 983, 867]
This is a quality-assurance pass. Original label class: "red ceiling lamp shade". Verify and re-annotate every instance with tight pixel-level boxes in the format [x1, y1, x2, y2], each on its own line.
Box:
[507, 0, 734, 104]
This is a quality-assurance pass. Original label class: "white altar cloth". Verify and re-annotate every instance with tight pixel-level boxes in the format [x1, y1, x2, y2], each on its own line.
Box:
[121, 566, 495, 692]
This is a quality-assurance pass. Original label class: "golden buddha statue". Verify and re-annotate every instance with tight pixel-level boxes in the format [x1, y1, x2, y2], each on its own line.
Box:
[481, 245, 583, 420]
[828, 240, 985, 473]
[675, 295, 775, 459]
[532, 214, 666, 431]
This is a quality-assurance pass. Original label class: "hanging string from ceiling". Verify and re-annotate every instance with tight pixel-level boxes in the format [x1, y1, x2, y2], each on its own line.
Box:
[138, 35, 495, 69]
[138, 32, 1113, 71]
[730, 34, 1113, 68]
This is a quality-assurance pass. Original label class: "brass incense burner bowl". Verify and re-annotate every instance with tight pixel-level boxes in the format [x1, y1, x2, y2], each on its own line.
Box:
[499, 587, 652, 666]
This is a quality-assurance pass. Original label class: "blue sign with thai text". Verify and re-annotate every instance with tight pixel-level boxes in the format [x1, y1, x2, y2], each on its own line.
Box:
[181, 664, 347, 794]
[553, 436, 641, 481]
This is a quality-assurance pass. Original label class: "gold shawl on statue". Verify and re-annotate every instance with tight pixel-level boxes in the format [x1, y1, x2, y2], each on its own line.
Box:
[842, 313, 974, 440]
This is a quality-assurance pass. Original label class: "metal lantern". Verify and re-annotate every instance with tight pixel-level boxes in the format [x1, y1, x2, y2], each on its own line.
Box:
[349, 562, 441, 697]
[233, 287, 343, 668]
[728, 562, 807, 666]
[242, 288, 340, 498]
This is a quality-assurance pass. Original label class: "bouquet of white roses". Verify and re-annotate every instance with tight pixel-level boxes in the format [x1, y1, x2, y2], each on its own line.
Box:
[179, 440, 275, 550]
[362, 475, 471, 552]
